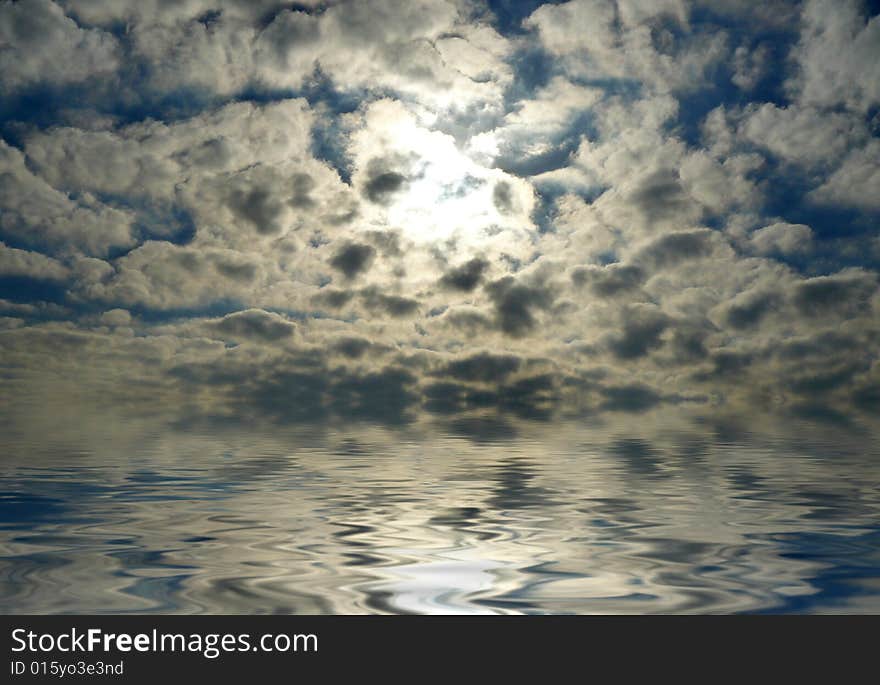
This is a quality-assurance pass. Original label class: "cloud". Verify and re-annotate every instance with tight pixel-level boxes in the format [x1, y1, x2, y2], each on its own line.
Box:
[0, 243, 69, 281]
[787, 0, 880, 112]
[492, 181, 515, 214]
[99, 308, 132, 327]
[438, 257, 490, 292]
[599, 383, 664, 412]
[572, 264, 646, 298]
[485, 276, 555, 337]
[74, 241, 267, 309]
[628, 169, 692, 221]
[738, 103, 867, 167]
[312, 288, 355, 310]
[0, 0, 878, 436]
[0, 141, 136, 257]
[333, 337, 373, 359]
[791, 270, 877, 318]
[207, 309, 296, 344]
[808, 140, 880, 211]
[0, 0, 119, 93]
[359, 286, 420, 317]
[226, 186, 287, 236]
[748, 223, 813, 257]
[525, 0, 726, 93]
[364, 170, 408, 205]
[605, 304, 670, 360]
[634, 229, 719, 270]
[330, 242, 376, 279]
[437, 352, 522, 383]
[720, 289, 782, 330]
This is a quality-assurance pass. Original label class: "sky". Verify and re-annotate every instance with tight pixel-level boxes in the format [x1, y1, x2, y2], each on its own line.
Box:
[1, 0, 879, 437]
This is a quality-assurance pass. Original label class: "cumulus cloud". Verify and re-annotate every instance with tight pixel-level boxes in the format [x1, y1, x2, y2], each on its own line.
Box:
[525, 0, 726, 93]
[605, 304, 670, 360]
[0, 0, 878, 434]
[748, 223, 814, 257]
[0, 141, 136, 257]
[0, 0, 119, 93]
[364, 170, 408, 205]
[485, 276, 555, 338]
[787, 0, 880, 112]
[791, 270, 877, 318]
[439, 257, 490, 292]
[808, 140, 880, 211]
[738, 103, 868, 168]
[330, 242, 376, 280]
[572, 263, 646, 298]
[206, 309, 296, 343]
[0, 243, 69, 281]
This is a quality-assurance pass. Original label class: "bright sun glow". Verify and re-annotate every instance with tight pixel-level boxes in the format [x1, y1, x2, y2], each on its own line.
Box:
[355, 103, 532, 245]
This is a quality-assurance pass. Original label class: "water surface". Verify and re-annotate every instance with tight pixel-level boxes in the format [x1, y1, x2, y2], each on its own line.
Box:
[2, 418, 879, 613]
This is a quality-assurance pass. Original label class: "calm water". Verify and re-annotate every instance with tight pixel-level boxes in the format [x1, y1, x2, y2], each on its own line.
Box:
[2, 416, 879, 614]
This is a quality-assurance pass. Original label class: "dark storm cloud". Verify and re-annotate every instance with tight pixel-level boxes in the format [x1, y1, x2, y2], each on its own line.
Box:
[438, 257, 490, 292]
[329, 242, 376, 279]
[484, 276, 555, 337]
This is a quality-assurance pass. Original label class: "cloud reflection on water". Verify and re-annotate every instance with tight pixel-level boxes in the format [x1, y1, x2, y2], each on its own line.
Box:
[1, 412, 879, 614]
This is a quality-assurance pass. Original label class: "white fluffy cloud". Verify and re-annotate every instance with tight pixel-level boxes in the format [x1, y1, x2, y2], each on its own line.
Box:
[0, 141, 136, 256]
[525, 0, 727, 92]
[0, 0, 119, 93]
[787, 0, 880, 112]
[809, 140, 880, 211]
[0, 0, 878, 428]
[0, 242, 69, 280]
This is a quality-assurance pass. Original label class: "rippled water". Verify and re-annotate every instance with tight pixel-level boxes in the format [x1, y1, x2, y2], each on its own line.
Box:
[2, 416, 879, 614]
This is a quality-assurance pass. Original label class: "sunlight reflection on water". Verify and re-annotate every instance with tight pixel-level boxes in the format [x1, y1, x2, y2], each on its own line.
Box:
[1, 417, 879, 614]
